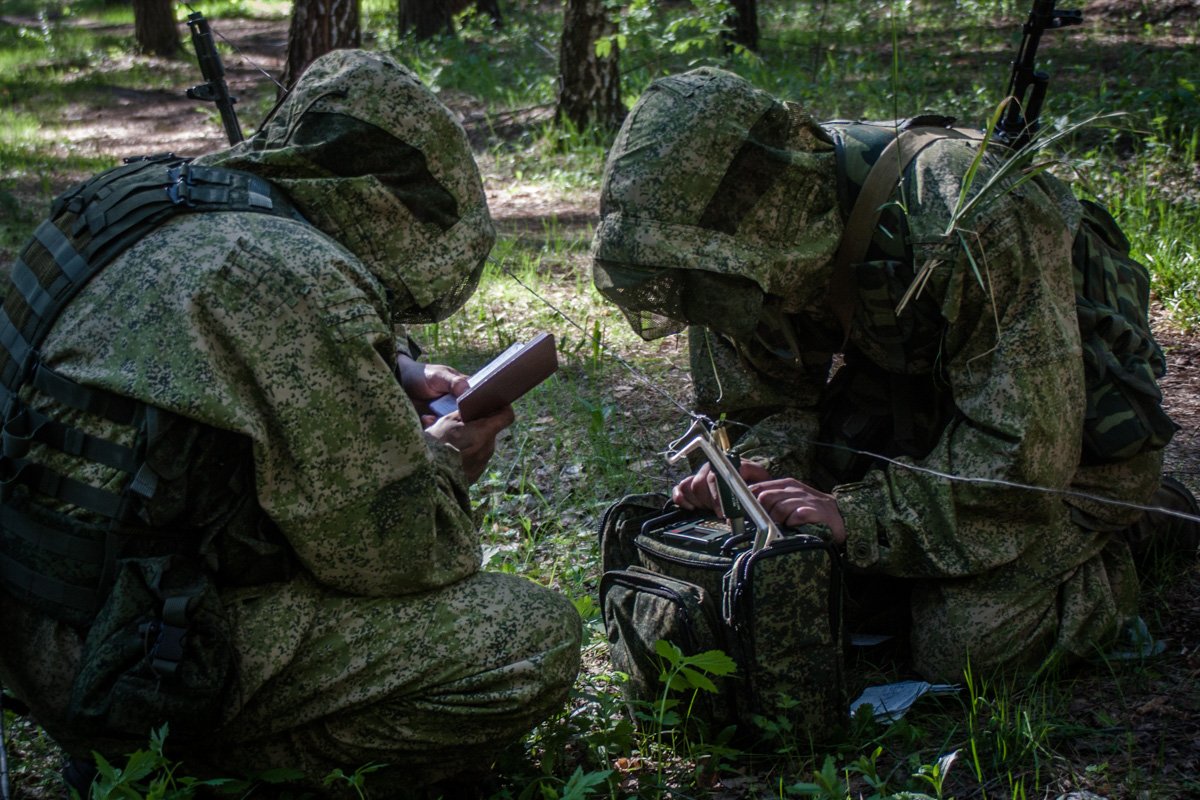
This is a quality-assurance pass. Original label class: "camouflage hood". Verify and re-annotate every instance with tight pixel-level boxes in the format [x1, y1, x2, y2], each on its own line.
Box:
[591, 68, 843, 340]
[197, 49, 494, 323]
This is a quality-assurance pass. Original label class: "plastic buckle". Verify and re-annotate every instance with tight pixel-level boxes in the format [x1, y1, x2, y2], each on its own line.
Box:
[146, 621, 187, 678]
[165, 163, 195, 207]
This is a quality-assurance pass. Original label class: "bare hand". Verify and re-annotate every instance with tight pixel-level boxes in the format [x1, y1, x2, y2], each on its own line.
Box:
[397, 354, 469, 426]
[671, 461, 772, 514]
[750, 478, 847, 544]
[425, 404, 515, 484]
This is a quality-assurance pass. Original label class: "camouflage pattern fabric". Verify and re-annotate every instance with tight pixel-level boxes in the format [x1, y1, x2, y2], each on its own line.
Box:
[591, 68, 844, 341]
[196, 49, 495, 327]
[598, 496, 846, 742]
[0, 49, 580, 794]
[592, 67, 1166, 681]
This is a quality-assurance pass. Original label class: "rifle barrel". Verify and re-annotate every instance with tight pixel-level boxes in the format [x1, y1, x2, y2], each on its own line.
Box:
[186, 13, 244, 145]
[995, 1, 1082, 150]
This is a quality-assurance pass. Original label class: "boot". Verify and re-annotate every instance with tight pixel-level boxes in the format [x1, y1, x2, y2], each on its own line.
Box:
[1127, 474, 1200, 582]
[63, 757, 97, 799]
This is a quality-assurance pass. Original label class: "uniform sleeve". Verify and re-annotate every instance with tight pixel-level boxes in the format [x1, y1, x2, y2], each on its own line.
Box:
[42, 214, 482, 597]
[196, 227, 481, 596]
[393, 325, 423, 361]
[835, 164, 1086, 578]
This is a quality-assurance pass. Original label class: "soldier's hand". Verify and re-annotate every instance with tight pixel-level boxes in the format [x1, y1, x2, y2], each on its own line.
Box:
[750, 478, 847, 544]
[425, 404, 515, 485]
[672, 461, 771, 513]
[397, 354, 471, 427]
[397, 354, 468, 400]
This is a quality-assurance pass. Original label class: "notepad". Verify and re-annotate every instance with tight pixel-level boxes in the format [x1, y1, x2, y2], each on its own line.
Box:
[428, 332, 558, 421]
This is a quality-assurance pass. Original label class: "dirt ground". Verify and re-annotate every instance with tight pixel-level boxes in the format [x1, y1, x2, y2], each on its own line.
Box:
[1, 4, 1198, 798]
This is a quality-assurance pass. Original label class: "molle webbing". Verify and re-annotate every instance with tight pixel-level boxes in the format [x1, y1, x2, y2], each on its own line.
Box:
[0, 154, 288, 621]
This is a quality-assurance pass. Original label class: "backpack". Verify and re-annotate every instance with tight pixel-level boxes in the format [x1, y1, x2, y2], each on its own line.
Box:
[0, 154, 297, 746]
[824, 119, 1176, 464]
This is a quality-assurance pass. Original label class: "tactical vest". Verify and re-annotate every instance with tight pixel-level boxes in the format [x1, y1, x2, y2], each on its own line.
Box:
[0, 153, 298, 622]
[0, 154, 306, 743]
[815, 119, 1176, 482]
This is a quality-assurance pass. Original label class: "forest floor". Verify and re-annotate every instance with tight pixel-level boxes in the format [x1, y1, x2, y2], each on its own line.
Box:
[1, 5, 1198, 799]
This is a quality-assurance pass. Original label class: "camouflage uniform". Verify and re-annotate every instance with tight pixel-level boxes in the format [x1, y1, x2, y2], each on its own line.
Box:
[0, 50, 580, 792]
[592, 68, 1163, 681]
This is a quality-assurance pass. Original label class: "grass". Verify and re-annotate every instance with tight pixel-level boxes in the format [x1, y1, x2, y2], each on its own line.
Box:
[1, 1, 1198, 799]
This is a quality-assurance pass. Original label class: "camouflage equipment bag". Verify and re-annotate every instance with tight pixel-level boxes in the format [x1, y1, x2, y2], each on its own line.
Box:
[1072, 199, 1177, 462]
[67, 554, 235, 745]
[599, 494, 846, 743]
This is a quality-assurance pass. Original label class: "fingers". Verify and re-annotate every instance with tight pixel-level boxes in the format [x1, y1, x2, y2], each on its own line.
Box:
[425, 405, 514, 485]
[426, 364, 470, 398]
[397, 357, 469, 402]
[472, 403, 515, 435]
[674, 465, 849, 544]
[739, 461, 771, 484]
[672, 461, 769, 514]
[751, 479, 813, 522]
[671, 475, 697, 509]
[672, 463, 716, 511]
[749, 479, 848, 543]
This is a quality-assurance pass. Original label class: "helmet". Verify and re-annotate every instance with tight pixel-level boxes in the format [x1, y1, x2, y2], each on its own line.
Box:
[591, 67, 843, 340]
[198, 49, 494, 323]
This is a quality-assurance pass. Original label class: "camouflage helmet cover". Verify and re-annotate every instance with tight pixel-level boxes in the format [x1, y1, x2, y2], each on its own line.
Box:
[591, 67, 843, 340]
[197, 49, 494, 323]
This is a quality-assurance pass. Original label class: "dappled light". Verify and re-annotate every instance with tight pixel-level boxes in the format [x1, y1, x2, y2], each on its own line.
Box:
[0, 2, 1197, 799]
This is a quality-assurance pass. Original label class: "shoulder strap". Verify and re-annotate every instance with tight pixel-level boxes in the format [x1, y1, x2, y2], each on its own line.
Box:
[826, 122, 983, 336]
[0, 156, 299, 620]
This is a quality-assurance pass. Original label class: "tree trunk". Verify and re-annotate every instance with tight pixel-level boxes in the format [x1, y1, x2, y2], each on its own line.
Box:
[281, 0, 361, 92]
[475, 0, 503, 28]
[724, 0, 759, 52]
[399, 0, 453, 39]
[398, 0, 501, 39]
[132, 0, 179, 57]
[556, 0, 624, 131]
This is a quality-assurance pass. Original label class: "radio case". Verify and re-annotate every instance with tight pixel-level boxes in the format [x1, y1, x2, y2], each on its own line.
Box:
[599, 494, 847, 743]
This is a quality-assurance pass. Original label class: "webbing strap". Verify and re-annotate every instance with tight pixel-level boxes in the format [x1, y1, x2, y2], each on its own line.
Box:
[0, 503, 104, 562]
[0, 307, 33, 387]
[71, 157, 168, 215]
[85, 192, 174, 265]
[34, 219, 90, 285]
[3, 461, 125, 519]
[0, 549, 96, 613]
[0, 219, 99, 392]
[31, 364, 141, 427]
[828, 127, 982, 335]
[3, 405, 140, 474]
[149, 591, 198, 677]
[9, 257, 64, 321]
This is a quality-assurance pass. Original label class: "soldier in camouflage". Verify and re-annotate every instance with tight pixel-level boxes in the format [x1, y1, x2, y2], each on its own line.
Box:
[0, 50, 580, 795]
[591, 67, 1183, 681]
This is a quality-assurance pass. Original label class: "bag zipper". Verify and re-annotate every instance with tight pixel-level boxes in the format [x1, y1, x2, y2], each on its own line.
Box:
[600, 567, 702, 643]
[633, 537, 734, 571]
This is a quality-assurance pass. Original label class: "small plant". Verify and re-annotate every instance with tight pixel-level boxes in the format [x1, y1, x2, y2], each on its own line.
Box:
[322, 762, 386, 800]
[80, 725, 207, 800]
[65, 726, 395, 800]
[652, 640, 735, 731]
[641, 638, 739, 786]
[785, 754, 847, 799]
[911, 749, 959, 800]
